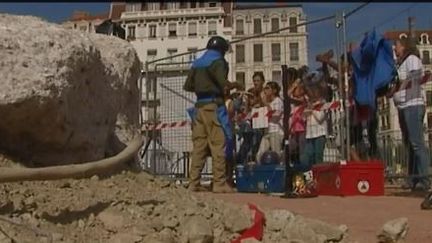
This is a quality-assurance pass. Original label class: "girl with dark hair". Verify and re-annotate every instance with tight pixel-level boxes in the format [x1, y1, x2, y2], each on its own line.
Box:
[247, 72, 266, 162]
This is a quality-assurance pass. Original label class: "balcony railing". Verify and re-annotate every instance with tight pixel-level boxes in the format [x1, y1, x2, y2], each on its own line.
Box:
[121, 7, 225, 20]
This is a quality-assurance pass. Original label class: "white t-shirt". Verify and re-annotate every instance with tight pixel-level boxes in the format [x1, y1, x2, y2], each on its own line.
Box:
[393, 55, 425, 109]
[305, 109, 327, 139]
[268, 97, 284, 135]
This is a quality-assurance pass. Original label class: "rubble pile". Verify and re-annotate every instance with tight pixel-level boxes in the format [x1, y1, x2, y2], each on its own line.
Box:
[0, 14, 140, 166]
[0, 170, 350, 243]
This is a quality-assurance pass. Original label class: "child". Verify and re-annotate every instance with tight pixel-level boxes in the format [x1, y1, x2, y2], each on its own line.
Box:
[287, 70, 307, 163]
[301, 94, 327, 170]
[256, 82, 284, 162]
[236, 92, 255, 164]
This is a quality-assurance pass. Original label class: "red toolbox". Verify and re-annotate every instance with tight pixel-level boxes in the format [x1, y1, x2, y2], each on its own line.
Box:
[312, 160, 384, 196]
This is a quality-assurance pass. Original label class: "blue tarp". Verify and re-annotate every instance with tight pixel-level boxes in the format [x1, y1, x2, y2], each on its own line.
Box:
[351, 29, 397, 110]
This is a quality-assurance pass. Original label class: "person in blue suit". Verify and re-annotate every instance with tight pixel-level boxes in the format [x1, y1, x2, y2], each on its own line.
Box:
[183, 36, 242, 193]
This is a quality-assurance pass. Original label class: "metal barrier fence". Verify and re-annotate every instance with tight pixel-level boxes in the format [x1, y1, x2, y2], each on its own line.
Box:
[380, 132, 432, 180]
[136, 3, 432, 184]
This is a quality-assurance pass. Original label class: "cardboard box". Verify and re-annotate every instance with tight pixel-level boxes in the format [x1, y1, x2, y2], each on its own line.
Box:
[312, 161, 385, 196]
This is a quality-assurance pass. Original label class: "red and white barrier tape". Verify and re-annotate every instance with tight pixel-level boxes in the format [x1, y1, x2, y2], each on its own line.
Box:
[141, 99, 354, 131]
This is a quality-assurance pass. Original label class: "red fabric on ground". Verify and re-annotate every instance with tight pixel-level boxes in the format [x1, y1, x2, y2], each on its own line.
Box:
[231, 203, 266, 243]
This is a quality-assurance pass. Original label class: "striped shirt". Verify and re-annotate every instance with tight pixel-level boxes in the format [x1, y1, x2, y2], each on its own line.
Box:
[393, 55, 425, 109]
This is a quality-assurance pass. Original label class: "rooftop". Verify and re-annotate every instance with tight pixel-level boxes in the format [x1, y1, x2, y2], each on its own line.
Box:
[69, 11, 108, 21]
[233, 3, 302, 10]
[110, 3, 126, 20]
[384, 30, 432, 40]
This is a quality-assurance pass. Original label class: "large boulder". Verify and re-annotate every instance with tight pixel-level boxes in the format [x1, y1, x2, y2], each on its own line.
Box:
[0, 14, 141, 166]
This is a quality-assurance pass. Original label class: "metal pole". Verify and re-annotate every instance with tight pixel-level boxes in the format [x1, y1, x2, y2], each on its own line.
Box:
[152, 65, 158, 174]
[342, 11, 351, 161]
[144, 62, 150, 170]
[139, 65, 145, 127]
[335, 12, 345, 160]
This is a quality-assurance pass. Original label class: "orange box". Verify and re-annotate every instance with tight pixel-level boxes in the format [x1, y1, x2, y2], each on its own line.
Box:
[312, 161, 385, 196]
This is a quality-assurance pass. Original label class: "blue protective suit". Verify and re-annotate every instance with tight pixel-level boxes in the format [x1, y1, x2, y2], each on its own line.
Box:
[186, 50, 234, 160]
[351, 29, 397, 110]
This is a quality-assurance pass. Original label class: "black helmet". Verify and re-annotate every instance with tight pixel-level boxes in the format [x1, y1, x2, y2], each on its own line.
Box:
[206, 36, 230, 54]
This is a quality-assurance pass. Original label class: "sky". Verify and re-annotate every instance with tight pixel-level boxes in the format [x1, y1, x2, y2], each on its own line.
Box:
[1, 2, 432, 69]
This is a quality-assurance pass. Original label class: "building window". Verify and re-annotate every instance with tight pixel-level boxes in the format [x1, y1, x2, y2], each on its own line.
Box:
[148, 3, 158, 10]
[168, 23, 177, 37]
[126, 3, 141, 12]
[253, 18, 262, 34]
[272, 70, 282, 82]
[428, 113, 432, 129]
[427, 90, 432, 106]
[149, 25, 157, 38]
[289, 42, 299, 61]
[166, 2, 178, 10]
[167, 48, 178, 62]
[127, 26, 136, 39]
[209, 2, 217, 7]
[147, 49, 157, 60]
[236, 72, 246, 88]
[188, 22, 197, 36]
[289, 17, 298, 33]
[423, 51, 431, 64]
[271, 18, 279, 32]
[190, 2, 196, 8]
[236, 44, 245, 63]
[188, 48, 198, 61]
[180, 2, 187, 8]
[421, 34, 429, 44]
[383, 97, 389, 110]
[271, 43, 281, 62]
[380, 116, 385, 130]
[208, 21, 217, 36]
[236, 19, 244, 35]
[253, 44, 263, 62]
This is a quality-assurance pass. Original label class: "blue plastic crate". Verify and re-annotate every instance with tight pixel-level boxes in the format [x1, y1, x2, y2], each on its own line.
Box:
[235, 164, 286, 193]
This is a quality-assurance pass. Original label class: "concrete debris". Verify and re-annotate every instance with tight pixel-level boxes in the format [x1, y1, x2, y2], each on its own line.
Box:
[0, 14, 140, 166]
[377, 218, 409, 243]
[180, 216, 214, 243]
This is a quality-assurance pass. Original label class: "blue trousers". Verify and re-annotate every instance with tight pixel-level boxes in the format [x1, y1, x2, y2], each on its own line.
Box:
[300, 135, 326, 171]
[398, 105, 431, 187]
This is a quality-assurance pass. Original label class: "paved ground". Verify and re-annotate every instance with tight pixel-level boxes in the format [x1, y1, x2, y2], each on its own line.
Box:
[203, 187, 432, 243]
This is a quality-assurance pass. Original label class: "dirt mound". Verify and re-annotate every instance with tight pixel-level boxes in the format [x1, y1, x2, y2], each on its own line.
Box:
[0, 170, 350, 243]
